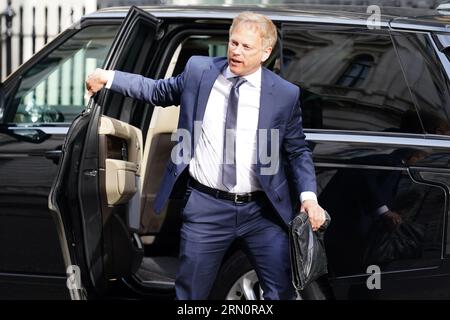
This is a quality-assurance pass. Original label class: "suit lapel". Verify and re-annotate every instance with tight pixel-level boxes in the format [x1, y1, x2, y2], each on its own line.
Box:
[258, 68, 276, 131]
[257, 68, 276, 172]
[195, 58, 227, 122]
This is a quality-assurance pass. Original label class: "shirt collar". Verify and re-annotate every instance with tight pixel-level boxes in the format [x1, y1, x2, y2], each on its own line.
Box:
[224, 66, 262, 88]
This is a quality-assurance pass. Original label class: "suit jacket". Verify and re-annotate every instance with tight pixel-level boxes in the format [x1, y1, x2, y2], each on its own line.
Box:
[110, 56, 317, 225]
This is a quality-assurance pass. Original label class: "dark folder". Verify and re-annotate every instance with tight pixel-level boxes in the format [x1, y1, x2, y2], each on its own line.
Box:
[289, 211, 331, 291]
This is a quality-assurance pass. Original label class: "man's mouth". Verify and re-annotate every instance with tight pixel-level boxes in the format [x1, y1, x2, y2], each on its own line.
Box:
[230, 58, 243, 66]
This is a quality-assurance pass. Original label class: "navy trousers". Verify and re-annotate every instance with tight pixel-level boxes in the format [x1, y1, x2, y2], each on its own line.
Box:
[175, 184, 295, 300]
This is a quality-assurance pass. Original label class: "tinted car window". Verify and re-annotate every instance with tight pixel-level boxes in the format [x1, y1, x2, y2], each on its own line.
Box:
[392, 32, 450, 136]
[10, 25, 119, 125]
[282, 27, 423, 134]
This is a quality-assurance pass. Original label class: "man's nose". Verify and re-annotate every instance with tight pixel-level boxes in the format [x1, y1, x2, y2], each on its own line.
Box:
[231, 45, 243, 55]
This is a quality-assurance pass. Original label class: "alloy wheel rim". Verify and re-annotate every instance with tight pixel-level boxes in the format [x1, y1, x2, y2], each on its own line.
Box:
[225, 270, 264, 300]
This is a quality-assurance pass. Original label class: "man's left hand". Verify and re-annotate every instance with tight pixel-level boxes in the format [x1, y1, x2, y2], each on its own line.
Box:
[300, 200, 326, 231]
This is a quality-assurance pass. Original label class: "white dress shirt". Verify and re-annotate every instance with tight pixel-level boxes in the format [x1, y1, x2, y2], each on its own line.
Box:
[189, 66, 262, 193]
[105, 68, 317, 202]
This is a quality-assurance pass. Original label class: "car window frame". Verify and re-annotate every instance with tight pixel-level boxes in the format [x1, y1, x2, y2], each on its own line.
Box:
[0, 18, 122, 126]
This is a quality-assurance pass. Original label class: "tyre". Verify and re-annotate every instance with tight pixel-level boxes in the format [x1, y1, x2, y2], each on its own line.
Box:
[209, 250, 263, 300]
[209, 250, 334, 300]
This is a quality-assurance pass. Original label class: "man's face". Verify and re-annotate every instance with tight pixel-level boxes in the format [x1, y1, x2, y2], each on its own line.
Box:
[227, 23, 272, 76]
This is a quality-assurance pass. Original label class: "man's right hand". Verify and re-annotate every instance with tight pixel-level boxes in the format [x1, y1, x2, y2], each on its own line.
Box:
[382, 210, 402, 230]
[85, 68, 111, 97]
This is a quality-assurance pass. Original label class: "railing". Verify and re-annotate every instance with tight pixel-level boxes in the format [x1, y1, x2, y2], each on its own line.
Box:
[0, 0, 14, 77]
[1, 0, 95, 81]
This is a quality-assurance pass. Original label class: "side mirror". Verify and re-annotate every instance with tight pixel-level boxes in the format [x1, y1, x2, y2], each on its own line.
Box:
[9, 128, 50, 144]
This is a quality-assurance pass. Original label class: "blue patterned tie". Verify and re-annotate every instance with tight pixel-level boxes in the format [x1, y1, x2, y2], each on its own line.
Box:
[222, 77, 246, 190]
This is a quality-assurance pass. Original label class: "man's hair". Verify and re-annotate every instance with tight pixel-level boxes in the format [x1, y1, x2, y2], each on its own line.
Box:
[229, 11, 277, 49]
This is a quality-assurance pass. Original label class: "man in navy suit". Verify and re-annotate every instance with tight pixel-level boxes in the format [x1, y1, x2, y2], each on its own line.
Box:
[86, 12, 325, 300]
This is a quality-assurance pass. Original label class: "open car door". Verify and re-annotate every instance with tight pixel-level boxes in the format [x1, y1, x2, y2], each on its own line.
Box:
[49, 6, 161, 299]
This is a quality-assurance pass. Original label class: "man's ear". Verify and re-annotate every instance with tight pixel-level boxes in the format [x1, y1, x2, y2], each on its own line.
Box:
[261, 47, 273, 62]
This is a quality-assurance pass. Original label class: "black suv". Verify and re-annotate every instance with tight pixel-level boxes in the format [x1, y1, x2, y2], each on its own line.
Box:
[1, 4, 450, 300]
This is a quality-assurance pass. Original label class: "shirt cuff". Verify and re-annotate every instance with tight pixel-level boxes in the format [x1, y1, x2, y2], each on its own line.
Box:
[300, 191, 317, 203]
[376, 205, 390, 215]
[104, 70, 115, 89]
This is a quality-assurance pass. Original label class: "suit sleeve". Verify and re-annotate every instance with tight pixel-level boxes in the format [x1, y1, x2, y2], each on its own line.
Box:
[283, 88, 317, 197]
[109, 59, 191, 107]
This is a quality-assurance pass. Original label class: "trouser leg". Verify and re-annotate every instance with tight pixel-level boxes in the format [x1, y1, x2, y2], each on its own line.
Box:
[175, 188, 235, 300]
[237, 201, 295, 300]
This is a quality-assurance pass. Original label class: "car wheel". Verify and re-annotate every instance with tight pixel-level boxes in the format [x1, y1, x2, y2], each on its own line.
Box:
[209, 250, 263, 300]
[209, 250, 333, 300]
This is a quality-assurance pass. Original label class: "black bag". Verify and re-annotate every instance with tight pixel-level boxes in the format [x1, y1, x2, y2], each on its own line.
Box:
[289, 211, 331, 291]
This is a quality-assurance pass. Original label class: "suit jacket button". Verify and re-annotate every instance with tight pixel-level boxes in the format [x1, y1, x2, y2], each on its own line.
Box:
[174, 172, 177, 176]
